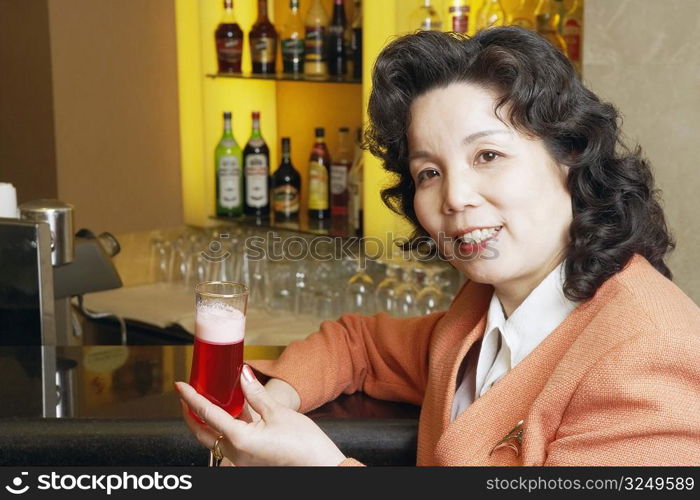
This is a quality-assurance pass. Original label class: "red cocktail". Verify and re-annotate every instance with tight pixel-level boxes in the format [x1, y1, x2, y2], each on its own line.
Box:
[189, 282, 248, 422]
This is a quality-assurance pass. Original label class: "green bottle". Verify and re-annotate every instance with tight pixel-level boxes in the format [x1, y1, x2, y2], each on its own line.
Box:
[216, 111, 243, 217]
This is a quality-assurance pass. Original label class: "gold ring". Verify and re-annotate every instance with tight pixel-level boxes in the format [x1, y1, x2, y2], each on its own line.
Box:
[212, 435, 225, 462]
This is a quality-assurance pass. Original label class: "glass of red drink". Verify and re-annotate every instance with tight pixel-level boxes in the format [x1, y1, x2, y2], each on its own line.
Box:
[189, 282, 248, 430]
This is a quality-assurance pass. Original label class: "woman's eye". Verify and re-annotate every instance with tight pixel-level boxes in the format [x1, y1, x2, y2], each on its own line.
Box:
[475, 151, 501, 164]
[416, 169, 439, 183]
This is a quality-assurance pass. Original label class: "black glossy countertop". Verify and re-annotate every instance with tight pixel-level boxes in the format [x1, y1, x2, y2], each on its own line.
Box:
[0, 345, 420, 466]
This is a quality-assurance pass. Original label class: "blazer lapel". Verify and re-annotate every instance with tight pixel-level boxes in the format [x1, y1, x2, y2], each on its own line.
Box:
[417, 280, 493, 463]
[432, 273, 623, 465]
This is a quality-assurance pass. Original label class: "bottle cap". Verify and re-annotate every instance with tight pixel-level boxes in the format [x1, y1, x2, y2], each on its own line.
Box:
[281, 137, 290, 148]
[339, 127, 349, 132]
[315, 127, 325, 137]
[252, 111, 260, 119]
[223, 111, 232, 119]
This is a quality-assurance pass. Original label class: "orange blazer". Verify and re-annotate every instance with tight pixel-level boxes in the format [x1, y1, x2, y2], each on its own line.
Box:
[250, 254, 700, 465]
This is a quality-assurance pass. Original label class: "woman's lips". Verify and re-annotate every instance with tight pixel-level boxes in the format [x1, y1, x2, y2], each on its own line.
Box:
[453, 227, 501, 257]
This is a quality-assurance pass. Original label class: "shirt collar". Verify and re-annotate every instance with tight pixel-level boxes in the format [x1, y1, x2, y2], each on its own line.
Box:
[482, 260, 579, 367]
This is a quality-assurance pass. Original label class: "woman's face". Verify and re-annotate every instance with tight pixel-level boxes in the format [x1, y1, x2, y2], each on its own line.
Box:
[408, 82, 572, 293]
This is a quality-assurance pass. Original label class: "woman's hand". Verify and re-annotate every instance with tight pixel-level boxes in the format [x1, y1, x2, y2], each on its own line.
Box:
[176, 365, 346, 466]
[238, 377, 301, 424]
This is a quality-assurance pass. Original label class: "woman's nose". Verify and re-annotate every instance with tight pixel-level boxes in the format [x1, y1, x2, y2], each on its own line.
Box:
[441, 171, 481, 214]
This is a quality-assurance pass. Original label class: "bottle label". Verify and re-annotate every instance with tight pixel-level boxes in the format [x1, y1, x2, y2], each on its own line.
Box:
[563, 19, 582, 61]
[421, 19, 441, 31]
[251, 36, 276, 63]
[327, 27, 345, 73]
[449, 7, 469, 33]
[245, 154, 268, 207]
[330, 164, 348, 194]
[273, 184, 300, 214]
[217, 38, 243, 64]
[282, 38, 305, 64]
[308, 160, 329, 210]
[304, 26, 327, 63]
[218, 155, 241, 209]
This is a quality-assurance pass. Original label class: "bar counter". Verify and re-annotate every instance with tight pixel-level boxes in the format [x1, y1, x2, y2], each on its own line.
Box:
[0, 344, 419, 466]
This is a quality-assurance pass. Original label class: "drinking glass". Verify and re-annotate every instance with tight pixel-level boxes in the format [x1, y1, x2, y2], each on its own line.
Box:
[416, 265, 446, 315]
[267, 258, 296, 312]
[310, 261, 337, 320]
[292, 257, 311, 316]
[375, 262, 400, 313]
[345, 263, 375, 315]
[394, 264, 420, 317]
[148, 236, 171, 283]
[168, 235, 189, 283]
[189, 282, 248, 467]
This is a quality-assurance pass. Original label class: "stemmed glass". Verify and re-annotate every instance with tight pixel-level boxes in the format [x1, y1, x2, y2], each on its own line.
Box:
[310, 261, 337, 320]
[148, 234, 171, 283]
[393, 264, 420, 318]
[416, 265, 446, 315]
[267, 258, 296, 313]
[189, 282, 248, 467]
[345, 260, 375, 315]
[375, 261, 400, 313]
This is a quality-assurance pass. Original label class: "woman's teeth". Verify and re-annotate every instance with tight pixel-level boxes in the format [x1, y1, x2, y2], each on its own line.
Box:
[458, 226, 502, 244]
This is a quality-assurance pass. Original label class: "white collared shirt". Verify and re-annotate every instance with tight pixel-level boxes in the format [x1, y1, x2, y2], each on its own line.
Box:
[450, 261, 579, 422]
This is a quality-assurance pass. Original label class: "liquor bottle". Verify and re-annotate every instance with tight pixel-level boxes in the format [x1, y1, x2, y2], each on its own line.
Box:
[281, 0, 305, 75]
[330, 127, 351, 219]
[271, 138, 301, 221]
[243, 112, 270, 218]
[410, 0, 442, 31]
[308, 127, 331, 221]
[327, 0, 347, 77]
[347, 128, 364, 237]
[447, 0, 469, 34]
[304, 0, 329, 78]
[535, 0, 567, 54]
[216, 112, 243, 217]
[476, 0, 506, 31]
[344, 0, 362, 79]
[250, 0, 278, 75]
[508, 0, 536, 29]
[215, 0, 244, 73]
[562, 0, 583, 75]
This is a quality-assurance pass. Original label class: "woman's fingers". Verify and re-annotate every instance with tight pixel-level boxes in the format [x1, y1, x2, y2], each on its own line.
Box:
[175, 381, 247, 441]
[239, 365, 278, 421]
[180, 399, 220, 451]
[238, 401, 261, 424]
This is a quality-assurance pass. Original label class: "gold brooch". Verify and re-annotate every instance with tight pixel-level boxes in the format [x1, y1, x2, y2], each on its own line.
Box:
[489, 420, 524, 457]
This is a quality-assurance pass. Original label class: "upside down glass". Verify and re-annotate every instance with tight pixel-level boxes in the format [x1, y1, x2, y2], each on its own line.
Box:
[189, 282, 249, 425]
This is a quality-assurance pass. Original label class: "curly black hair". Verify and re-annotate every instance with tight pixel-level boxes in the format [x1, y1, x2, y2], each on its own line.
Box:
[365, 27, 676, 302]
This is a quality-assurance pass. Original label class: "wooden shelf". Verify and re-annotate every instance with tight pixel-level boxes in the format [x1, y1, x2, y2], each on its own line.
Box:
[211, 214, 359, 239]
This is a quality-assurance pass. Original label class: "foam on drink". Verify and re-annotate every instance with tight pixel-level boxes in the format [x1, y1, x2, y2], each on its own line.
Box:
[195, 303, 245, 344]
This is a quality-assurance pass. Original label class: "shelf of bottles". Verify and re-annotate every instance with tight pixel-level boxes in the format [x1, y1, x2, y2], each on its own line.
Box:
[207, 0, 364, 241]
[214, 0, 362, 81]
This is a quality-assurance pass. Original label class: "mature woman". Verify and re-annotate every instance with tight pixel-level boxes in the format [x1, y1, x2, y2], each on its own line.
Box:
[176, 27, 700, 466]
